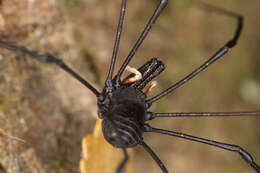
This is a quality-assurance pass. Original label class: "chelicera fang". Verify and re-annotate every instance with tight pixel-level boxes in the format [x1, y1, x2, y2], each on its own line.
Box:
[0, 0, 260, 173]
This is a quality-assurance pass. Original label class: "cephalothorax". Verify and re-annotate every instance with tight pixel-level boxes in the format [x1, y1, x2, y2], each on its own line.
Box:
[0, 0, 260, 173]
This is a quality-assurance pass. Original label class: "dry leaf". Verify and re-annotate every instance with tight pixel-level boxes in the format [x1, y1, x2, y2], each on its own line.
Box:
[80, 119, 134, 173]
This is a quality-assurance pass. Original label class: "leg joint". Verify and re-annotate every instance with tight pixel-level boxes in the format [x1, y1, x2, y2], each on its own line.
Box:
[161, 0, 168, 5]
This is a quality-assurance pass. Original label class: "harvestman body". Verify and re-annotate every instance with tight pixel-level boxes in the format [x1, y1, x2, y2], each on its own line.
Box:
[0, 0, 260, 173]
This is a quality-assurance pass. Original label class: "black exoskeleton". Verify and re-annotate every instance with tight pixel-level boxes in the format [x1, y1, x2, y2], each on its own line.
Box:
[100, 58, 165, 148]
[102, 87, 146, 148]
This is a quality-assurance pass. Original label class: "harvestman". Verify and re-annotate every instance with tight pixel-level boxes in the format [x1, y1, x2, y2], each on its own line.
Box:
[0, 0, 260, 173]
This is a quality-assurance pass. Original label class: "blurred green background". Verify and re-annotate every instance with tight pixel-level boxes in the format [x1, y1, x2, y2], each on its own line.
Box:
[0, 0, 260, 173]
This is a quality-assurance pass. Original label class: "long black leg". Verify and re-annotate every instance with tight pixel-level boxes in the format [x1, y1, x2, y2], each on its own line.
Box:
[116, 148, 129, 173]
[141, 142, 168, 173]
[146, 6, 243, 106]
[0, 40, 100, 96]
[105, 0, 127, 91]
[145, 111, 260, 120]
[144, 124, 260, 173]
[114, 0, 168, 87]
